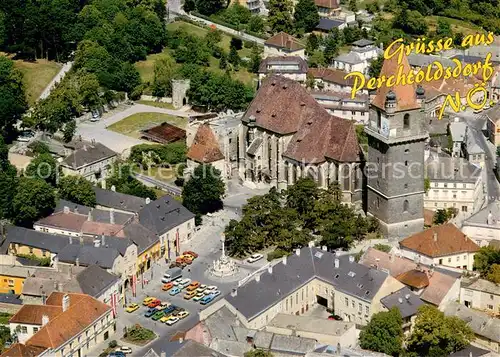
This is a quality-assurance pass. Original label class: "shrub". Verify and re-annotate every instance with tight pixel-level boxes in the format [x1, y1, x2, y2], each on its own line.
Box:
[130, 142, 187, 166]
[373, 244, 392, 253]
[267, 248, 288, 261]
[195, 213, 202, 226]
[124, 324, 155, 342]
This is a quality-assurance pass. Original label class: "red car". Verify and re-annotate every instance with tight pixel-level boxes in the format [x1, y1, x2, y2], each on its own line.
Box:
[148, 299, 161, 308]
[183, 251, 199, 259]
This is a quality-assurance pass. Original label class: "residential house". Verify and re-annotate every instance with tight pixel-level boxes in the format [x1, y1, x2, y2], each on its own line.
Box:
[460, 278, 500, 316]
[449, 345, 495, 357]
[21, 264, 120, 305]
[263, 32, 305, 59]
[258, 56, 308, 85]
[314, 0, 340, 17]
[407, 53, 456, 71]
[265, 314, 356, 346]
[310, 91, 369, 124]
[379, 287, 425, 335]
[359, 247, 461, 309]
[425, 152, 484, 214]
[332, 39, 382, 75]
[444, 302, 500, 353]
[0, 266, 33, 295]
[4, 292, 114, 356]
[59, 140, 117, 183]
[199, 246, 405, 329]
[308, 68, 369, 95]
[143, 340, 227, 357]
[315, 18, 346, 35]
[449, 120, 467, 157]
[486, 105, 500, 146]
[231, 0, 261, 14]
[308, 346, 391, 357]
[462, 200, 500, 246]
[398, 223, 480, 271]
[239, 76, 364, 207]
[93, 186, 148, 214]
[465, 126, 487, 168]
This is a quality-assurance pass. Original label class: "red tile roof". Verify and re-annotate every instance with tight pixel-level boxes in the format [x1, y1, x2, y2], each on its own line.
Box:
[315, 0, 339, 9]
[0, 344, 46, 357]
[9, 305, 62, 325]
[308, 68, 356, 87]
[244, 76, 362, 164]
[399, 223, 480, 257]
[424, 209, 435, 226]
[141, 122, 186, 144]
[371, 53, 421, 112]
[396, 269, 430, 289]
[264, 32, 304, 52]
[187, 124, 224, 163]
[36, 212, 87, 232]
[24, 292, 111, 350]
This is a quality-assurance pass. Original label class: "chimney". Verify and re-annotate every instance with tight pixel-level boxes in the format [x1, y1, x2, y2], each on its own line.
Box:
[101, 234, 105, 246]
[79, 236, 83, 245]
[62, 294, 70, 312]
[110, 208, 115, 225]
[111, 185, 116, 192]
[101, 180, 106, 190]
[87, 211, 92, 222]
[178, 338, 183, 344]
[268, 265, 273, 274]
[398, 297, 403, 304]
[41, 315, 49, 326]
[231, 289, 238, 297]
[255, 274, 260, 282]
[433, 232, 438, 242]
[334, 258, 339, 268]
[76, 257, 80, 267]
[63, 206, 70, 214]
[282, 255, 287, 265]
[322, 246, 327, 251]
[74, 207, 78, 214]
[94, 239, 100, 247]
[295, 248, 300, 256]
[58, 282, 63, 292]
[54, 281, 58, 291]
[53, 256, 59, 271]
[146, 197, 151, 205]
[349, 255, 354, 263]
[375, 257, 380, 270]
[308, 241, 315, 248]
[69, 236, 73, 245]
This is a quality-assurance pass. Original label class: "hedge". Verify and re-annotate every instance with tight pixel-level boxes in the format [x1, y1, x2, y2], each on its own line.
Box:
[129, 142, 187, 166]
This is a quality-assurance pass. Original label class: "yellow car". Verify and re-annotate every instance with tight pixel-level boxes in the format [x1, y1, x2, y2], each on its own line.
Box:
[177, 310, 189, 319]
[142, 297, 156, 306]
[184, 290, 197, 300]
[159, 314, 172, 323]
[125, 303, 139, 313]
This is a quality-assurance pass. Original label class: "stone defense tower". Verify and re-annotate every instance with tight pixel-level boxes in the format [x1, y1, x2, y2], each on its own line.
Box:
[365, 54, 429, 240]
[172, 79, 190, 109]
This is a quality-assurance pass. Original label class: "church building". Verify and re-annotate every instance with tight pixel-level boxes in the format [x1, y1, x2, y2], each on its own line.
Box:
[238, 75, 364, 207]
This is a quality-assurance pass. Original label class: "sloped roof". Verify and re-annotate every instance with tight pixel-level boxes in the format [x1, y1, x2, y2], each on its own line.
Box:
[0, 344, 46, 357]
[61, 142, 116, 169]
[399, 223, 480, 257]
[9, 305, 62, 325]
[2, 226, 71, 254]
[264, 32, 304, 52]
[93, 187, 147, 213]
[242, 76, 362, 164]
[25, 292, 111, 349]
[316, 18, 344, 31]
[395, 269, 430, 289]
[315, 0, 339, 9]
[119, 221, 159, 255]
[444, 302, 500, 342]
[76, 265, 120, 297]
[308, 68, 356, 86]
[380, 287, 425, 319]
[371, 53, 421, 112]
[259, 56, 308, 74]
[57, 244, 120, 269]
[187, 124, 224, 163]
[172, 340, 227, 357]
[226, 247, 389, 320]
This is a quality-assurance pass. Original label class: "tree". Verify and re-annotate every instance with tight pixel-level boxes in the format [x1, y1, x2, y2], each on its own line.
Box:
[107, 163, 157, 200]
[486, 264, 500, 284]
[324, 36, 339, 65]
[63, 119, 76, 143]
[305, 33, 319, 55]
[247, 15, 265, 34]
[12, 177, 56, 227]
[219, 53, 228, 69]
[433, 208, 456, 225]
[25, 153, 58, 186]
[248, 45, 262, 73]
[195, 0, 225, 16]
[228, 44, 240, 69]
[267, 0, 293, 34]
[436, 18, 452, 38]
[182, 164, 225, 216]
[152, 54, 177, 97]
[474, 246, 500, 282]
[406, 305, 474, 356]
[183, 0, 196, 12]
[308, 50, 326, 68]
[359, 307, 403, 356]
[58, 175, 97, 207]
[424, 177, 430, 193]
[348, 0, 358, 12]
[230, 37, 243, 50]
[368, 56, 384, 78]
[244, 350, 274, 357]
[294, 0, 320, 33]
[205, 29, 222, 50]
[0, 56, 28, 141]
[393, 5, 428, 35]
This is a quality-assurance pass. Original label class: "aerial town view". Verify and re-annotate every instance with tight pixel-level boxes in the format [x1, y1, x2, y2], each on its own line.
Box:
[0, 0, 500, 356]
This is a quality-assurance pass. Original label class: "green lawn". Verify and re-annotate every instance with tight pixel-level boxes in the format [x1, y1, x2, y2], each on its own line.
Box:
[13, 59, 62, 106]
[107, 112, 188, 139]
[137, 100, 175, 109]
[136, 21, 258, 92]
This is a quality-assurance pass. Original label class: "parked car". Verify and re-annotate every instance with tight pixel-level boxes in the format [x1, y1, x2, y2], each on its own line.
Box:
[163, 305, 176, 314]
[90, 110, 100, 122]
[125, 303, 139, 313]
[197, 285, 207, 293]
[178, 278, 191, 289]
[118, 347, 132, 354]
[200, 295, 215, 305]
[184, 290, 197, 300]
[169, 262, 186, 269]
[147, 299, 161, 308]
[144, 308, 156, 318]
[156, 302, 171, 311]
[165, 316, 180, 326]
[169, 287, 181, 296]
[204, 286, 217, 295]
[183, 250, 198, 258]
[192, 293, 205, 302]
[142, 297, 156, 306]
[152, 311, 166, 321]
[17, 130, 35, 142]
[159, 314, 172, 323]
[162, 282, 174, 291]
[247, 254, 263, 263]
[328, 314, 343, 321]
[109, 352, 125, 357]
[210, 290, 221, 298]
[177, 311, 189, 319]
[187, 281, 200, 291]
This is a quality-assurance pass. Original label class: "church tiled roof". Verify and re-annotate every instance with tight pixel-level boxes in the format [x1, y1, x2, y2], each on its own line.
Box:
[187, 123, 224, 163]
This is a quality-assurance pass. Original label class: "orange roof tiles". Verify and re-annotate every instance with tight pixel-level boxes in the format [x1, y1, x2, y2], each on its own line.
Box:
[264, 32, 304, 52]
[396, 269, 430, 289]
[399, 223, 480, 257]
[36, 212, 87, 232]
[371, 53, 421, 112]
[0, 344, 46, 357]
[424, 208, 435, 226]
[315, 0, 339, 9]
[9, 305, 62, 325]
[308, 68, 356, 87]
[187, 124, 224, 163]
[25, 292, 111, 350]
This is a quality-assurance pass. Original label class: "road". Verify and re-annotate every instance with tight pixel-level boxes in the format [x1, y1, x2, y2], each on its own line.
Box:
[134, 173, 182, 196]
[39, 61, 73, 101]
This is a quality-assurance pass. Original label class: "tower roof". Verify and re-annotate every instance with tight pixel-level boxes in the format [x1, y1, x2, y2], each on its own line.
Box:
[187, 123, 224, 163]
[371, 53, 421, 112]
